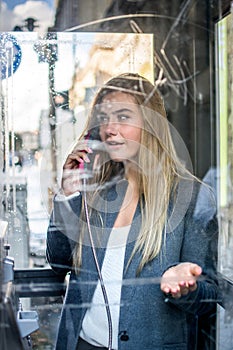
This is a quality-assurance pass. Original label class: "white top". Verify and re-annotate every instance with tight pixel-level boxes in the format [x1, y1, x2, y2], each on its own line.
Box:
[79, 225, 130, 350]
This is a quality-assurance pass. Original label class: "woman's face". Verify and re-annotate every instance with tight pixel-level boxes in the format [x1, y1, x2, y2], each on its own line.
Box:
[97, 91, 143, 162]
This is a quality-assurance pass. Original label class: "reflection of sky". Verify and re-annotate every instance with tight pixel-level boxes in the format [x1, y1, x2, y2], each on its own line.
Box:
[2, 32, 50, 132]
[4, 0, 54, 10]
[1, 32, 94, 132]
[0, 0, 55, 33]
[4, 0, 27, 10]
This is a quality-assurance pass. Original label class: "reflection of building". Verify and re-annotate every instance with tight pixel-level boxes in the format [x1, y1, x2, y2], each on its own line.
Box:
[52, 0, 112, 31]
[20, 131, 39, 151]
[39, 110, 50, 150]
[69, 33, 154, 109]
[5, 180, 30, 269]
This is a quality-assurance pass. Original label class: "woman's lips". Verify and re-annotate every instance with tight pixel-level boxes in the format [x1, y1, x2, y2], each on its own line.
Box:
[105, 141, 124, 148]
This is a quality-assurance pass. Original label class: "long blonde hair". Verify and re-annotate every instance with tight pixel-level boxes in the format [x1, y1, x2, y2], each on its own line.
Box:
[73, 73, 193, 273]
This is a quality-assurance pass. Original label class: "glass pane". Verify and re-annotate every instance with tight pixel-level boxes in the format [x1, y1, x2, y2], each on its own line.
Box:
[216, 9, 233, 350]
[216, 10, 233, 282]
[0, 31, 154, 269]
[0, 29, 154, 349]
[1, 1, 232, 350]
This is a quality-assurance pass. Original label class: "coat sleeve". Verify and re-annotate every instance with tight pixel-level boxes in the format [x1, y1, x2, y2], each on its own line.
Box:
[165, 181, 219, 315]
[46, 194, 83, 275]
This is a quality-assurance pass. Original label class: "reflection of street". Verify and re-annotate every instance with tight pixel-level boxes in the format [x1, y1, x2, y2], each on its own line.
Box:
[30, 296, 63, 350]
[21, 162, 49, 267]
[20, 161, 61, 349]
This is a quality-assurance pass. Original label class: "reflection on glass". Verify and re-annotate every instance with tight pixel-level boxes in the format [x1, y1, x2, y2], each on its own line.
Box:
[0, 31, 154, 270]
[217, 12, 233, 281]
[215, 10, 233, 350]
[0, 30, 154, 349]
[0, 1, 230, 345]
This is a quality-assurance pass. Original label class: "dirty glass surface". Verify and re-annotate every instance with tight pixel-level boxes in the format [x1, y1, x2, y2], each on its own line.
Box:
[0, 1, 232, 349]
[216, 9, 233, 349]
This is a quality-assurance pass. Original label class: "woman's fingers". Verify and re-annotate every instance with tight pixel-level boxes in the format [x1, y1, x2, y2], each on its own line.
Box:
[63, 147, 93, 169]
[61, 147, 94, 196]
[161, 262, 202, 298]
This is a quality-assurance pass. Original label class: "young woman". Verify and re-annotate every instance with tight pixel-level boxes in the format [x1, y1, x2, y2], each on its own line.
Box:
[46, 73, 218, 350]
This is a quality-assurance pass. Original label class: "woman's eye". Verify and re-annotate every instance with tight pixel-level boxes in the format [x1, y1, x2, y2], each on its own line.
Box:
[97, 114, 109, 124]
[118, 114, 129, 121]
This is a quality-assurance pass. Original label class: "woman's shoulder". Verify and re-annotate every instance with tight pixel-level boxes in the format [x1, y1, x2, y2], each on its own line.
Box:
[170, 176, 217, 221]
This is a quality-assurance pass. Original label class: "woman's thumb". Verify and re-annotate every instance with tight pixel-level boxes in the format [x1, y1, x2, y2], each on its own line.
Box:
[190, 264, 202, 276]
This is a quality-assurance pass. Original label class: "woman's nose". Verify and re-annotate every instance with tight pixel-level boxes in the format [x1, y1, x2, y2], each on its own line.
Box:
[105, 121, 119, 136]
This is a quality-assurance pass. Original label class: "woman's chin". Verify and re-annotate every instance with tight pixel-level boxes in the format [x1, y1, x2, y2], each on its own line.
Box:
[110, 156, 125, 162]
[108, 151, 138, 164]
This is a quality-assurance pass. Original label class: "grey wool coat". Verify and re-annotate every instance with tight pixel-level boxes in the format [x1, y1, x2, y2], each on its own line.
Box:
[46, 179, 218, 350]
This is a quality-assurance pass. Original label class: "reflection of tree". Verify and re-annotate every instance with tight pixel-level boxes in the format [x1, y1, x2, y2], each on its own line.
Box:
[34, 33, 58, 184]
